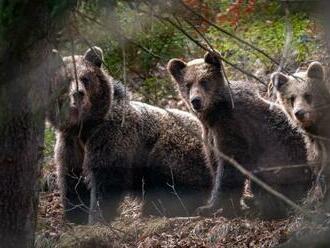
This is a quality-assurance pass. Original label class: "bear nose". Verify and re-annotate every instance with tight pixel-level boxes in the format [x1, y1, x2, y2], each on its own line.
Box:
[294, 110, 306, 121]
[191, 97, 202, 111]
[72, 91, 85, 106]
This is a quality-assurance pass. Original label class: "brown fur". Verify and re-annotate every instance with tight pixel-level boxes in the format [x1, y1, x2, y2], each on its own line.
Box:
[168, 52, 312, 219]
[47, 47, 213, 224]
[272, 62, 330, 207]
[47, 47, 110, 224]
[272, 62, 330, 162]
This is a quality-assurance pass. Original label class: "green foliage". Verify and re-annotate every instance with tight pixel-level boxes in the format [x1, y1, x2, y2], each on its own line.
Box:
[47, 0, 74, 18]
[102, 15, 187, 77]
[72, 1, 320, 106]
[0, 1, 24, 40]
[97, 4, 188, 103]
[92, 1, 319, 105]
[44, 127, 56, 159]
[208, 5, 317, 72]
[139, 77, 176, 105]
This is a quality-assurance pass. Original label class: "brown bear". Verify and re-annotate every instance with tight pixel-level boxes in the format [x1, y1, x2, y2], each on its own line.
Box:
[272, 62, 330, 207]
[47, 47, 213, 224]
[46, 47, 109, 224]
[167, 51, 313, 219]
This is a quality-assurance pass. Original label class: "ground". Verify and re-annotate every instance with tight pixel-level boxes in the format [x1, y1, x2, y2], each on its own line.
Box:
[37, 190, 297, 247]
[35, 162, 308, 248]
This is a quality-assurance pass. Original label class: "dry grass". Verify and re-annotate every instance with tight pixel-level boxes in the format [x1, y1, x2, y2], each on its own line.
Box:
[35, 160, 326, 247]
[36, 192, 305, 248]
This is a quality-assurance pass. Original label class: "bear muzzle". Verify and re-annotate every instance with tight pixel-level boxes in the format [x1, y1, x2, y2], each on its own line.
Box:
[294, 109, 306, 121]
[190, 97, 203, 112]
[294, 109, 317, 128]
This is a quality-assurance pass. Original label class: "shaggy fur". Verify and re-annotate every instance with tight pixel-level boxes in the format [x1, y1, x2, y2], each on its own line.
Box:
[47, 47, 212, 224]
[272, 62, 330, 207]
[272, 62, 330, 163]
[47, 47, 110, 224]
[168, 52, 313, 219]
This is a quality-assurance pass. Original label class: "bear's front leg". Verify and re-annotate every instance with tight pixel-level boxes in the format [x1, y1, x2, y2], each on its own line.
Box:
[195, 159, 224, 216]
[87, 167, 126, 223]
[55, 133, 90, 224]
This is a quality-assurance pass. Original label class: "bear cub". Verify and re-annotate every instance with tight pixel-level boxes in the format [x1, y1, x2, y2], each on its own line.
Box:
[168, 51, 312, 219]
[272, 62, 330, 207]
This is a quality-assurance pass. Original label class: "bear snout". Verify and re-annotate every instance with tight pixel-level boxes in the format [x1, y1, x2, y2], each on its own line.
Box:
[191, 97, 203, 111]
[71, 90, 86, 107]
[294, 109, 306, 121]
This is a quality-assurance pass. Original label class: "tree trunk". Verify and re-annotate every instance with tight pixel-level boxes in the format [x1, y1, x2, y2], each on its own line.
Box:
[0, 1, 73, 247]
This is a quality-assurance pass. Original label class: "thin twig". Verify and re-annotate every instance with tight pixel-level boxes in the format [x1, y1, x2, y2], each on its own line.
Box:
[141, 177, 145, 202]
[253, 161, 320, 174]
[152, 201, 166, 216]
[165, 109, 312, 218]
[166, 168, 189, 216]
[178, 0, 281, 67]
[270, 1, 293, 102]
[75, 10, 162, 60]
[156, 14, 267, 86]
[183, 18, 235, 108]
[121, 46, 127, 127]
[316, 141, 328, 189]
[74, 175, 90, 211]
[214, 149, 312, 218]
[70, 30, 79, 92]
[183, 18, 214, 50]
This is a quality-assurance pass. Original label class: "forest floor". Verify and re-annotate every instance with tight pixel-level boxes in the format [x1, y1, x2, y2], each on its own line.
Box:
[36, 190, 297, 248]
[35, 162, 316, 248]
[37, 16, 326, 245]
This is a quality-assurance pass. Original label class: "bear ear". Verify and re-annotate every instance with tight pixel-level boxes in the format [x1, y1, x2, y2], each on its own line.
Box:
[84, 46, 103, 67]
[167, 59, 187, 83]
[307, 61, 324, 80]
[271, 72, 289, 92]
[204, 51, 221, 68]
[51, 49, 64, 69]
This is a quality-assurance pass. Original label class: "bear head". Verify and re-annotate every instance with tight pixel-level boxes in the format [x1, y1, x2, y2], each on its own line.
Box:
[47, 46, 112, 130]
[167, 51, 226, 115]
[272, 62, 330, 131]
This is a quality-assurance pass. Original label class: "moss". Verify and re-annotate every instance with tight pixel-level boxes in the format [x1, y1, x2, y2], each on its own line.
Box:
[208, 12, 317, 73]
[44, 127, 56, 159]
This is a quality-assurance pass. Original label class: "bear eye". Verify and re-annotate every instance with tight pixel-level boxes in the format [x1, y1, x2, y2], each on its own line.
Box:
[185, 82, 192, 89]
[304, 94, 312, 104]
[80, 76, 90, 86]
[289, 95, 296, 107]
[200, 80, 209, 90]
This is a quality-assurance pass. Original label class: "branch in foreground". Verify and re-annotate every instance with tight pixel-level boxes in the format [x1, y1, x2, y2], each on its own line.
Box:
[178, 0, 281, 67]
[165, 109, 311, 218]
[214, 149, 312, 218]
[161, 15, 267, 86]
[166, 168, 189, 216]
[75, 10, 162, 60]
[253, 162, 318, 174]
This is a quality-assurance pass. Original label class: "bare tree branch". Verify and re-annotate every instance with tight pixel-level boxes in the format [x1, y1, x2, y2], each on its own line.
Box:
[159, 14, 267, 85]
[178, 0, 282, 67]
[75, 10, 162, 60]
[166, 168, 189, 216]
[214, 149, 313, 218]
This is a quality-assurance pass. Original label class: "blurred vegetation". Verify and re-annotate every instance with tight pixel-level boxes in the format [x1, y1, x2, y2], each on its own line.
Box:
[209, 3, 318, 73]
[44, 127, 56, 159]
[97, 1, 319, 102]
